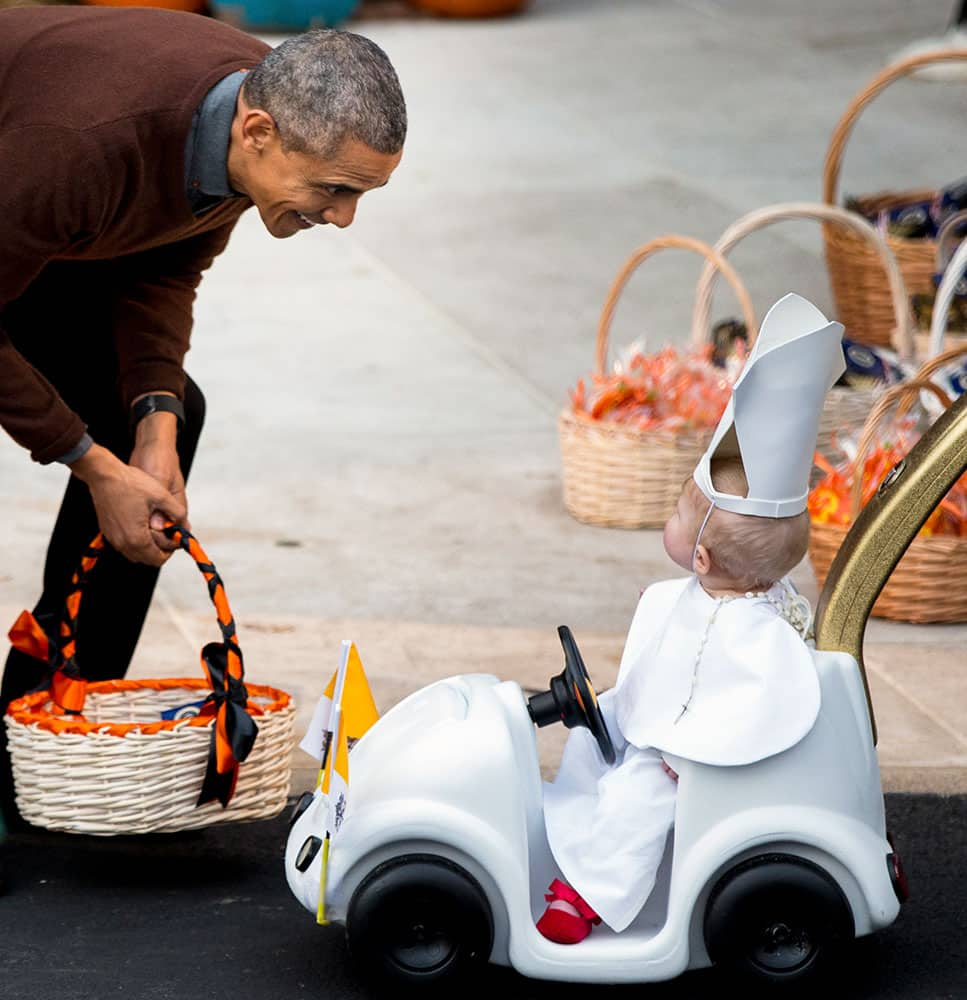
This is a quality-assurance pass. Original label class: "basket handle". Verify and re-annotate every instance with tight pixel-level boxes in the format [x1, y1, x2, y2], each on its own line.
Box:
[7, 525, 256, 808]
[593, 234, 758, 376]
[691, 201, 914, 359]
[823, 49, 967, 207]
[926, 228, 967, 359]
[914, 341, 967, 384]
[162, 524, 257, 806]
[10, 527, 243, 697]
[849, 376, 953, 518]
[8, 535, 108, 713]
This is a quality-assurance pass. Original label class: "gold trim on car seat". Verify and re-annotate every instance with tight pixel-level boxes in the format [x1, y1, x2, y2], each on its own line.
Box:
[814, 393, 967, 744]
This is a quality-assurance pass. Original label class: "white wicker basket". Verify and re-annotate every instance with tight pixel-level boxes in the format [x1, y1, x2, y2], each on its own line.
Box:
[4, 528, 295, 836]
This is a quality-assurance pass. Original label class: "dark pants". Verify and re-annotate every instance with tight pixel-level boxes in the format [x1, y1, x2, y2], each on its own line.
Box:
[0, 261, 205, 818]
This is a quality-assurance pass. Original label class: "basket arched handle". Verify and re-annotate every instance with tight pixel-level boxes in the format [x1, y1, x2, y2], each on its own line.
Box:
[926, 236, 967, 359]
[593, 234, 758, 376]
[7, 526, 257, 809]
[916, 341, 967, 386]
[161, 523, 256, 807]
[691, 201, 914, 359]
[161, 524, 244, 679]
[8, 527, 245, 711]
[849, 376, 953, 518]
[6, 535, 110, 713]
[823, 49, 967, 207]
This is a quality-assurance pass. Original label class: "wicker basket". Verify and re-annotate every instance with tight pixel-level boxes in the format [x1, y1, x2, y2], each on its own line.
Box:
[4, 528, 296, 835]
[691, 201, 914, 463]
[559, 234, 757, 529]
[809, 357, 967, 623]
[823, 48, 967, 349]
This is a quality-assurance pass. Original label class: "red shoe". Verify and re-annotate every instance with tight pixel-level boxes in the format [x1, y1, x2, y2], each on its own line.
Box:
[536, 879, 601, 944]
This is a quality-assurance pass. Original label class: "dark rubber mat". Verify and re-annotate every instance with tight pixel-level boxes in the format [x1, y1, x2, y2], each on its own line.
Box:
[0, 794, 963, 1000]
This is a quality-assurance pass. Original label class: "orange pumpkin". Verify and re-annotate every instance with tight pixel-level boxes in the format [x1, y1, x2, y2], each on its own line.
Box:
[410, 0, 527, 16]
[82, 0, 209, 13]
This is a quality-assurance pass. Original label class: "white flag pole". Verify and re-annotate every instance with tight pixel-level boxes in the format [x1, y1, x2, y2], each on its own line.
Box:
[323, 640, 351, 792]
[317, 640, 352, 925]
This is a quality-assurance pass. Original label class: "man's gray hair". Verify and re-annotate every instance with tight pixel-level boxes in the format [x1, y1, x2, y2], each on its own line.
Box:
[243, 30, 407, 157]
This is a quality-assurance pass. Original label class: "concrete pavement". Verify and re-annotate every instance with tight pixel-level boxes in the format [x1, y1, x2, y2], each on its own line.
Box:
[1, 0, 965, 796]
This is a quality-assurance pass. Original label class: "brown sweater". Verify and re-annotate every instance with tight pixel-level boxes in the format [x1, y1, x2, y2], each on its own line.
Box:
[0, 7, 270, 463]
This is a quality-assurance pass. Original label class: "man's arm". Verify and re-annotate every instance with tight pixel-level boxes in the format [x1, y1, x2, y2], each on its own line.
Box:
[0, 333, 88, 463]
[0, 127, 193, 563]
[109, 222, 238, 553]
[0, 128, 100, 462]
[111, 221, 238, 407]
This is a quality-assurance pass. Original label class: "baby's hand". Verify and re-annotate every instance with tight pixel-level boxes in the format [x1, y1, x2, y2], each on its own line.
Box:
[661, 759, 679, 782]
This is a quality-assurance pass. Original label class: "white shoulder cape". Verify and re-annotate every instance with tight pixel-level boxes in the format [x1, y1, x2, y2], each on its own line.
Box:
[613, 577, 820, 766]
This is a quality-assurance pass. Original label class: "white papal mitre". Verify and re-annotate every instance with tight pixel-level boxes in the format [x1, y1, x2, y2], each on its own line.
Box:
[693, 292, 846, 518]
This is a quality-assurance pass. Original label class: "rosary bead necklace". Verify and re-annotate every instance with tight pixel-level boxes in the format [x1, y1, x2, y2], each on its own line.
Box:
[674, 584, 812, 724]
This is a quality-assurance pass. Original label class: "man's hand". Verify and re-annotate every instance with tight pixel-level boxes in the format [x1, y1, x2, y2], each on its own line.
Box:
[128, 405, 190, 554]
[70, 441, 187, 567]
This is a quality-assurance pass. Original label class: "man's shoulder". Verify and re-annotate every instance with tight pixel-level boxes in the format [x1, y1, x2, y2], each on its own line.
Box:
[0, 6, 269, 55]
[87, 7, 272, 60]
[1, 8, 269, 134]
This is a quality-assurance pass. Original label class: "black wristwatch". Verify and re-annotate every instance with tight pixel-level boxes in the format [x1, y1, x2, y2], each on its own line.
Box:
[130, 394, 186, 433]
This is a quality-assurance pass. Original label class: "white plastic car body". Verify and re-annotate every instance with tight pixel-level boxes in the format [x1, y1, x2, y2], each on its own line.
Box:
[285, 639, 904, 987]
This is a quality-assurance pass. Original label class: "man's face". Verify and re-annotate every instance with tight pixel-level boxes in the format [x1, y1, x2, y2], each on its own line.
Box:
[231, 112, 402, 239]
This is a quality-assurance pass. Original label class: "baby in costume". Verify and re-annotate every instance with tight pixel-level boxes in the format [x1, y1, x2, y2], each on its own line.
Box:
[538, 293, 846, 944]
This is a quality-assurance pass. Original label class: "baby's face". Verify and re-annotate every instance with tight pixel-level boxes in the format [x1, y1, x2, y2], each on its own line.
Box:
[663, 483, 706, 572]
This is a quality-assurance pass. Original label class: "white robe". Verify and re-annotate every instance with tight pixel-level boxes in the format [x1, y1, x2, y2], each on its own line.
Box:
[542, 576, 821, 932]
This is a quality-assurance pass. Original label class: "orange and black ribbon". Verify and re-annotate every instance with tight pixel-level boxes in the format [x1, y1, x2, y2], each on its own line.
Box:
[7, 527, 258, 809]
[7, 535, 106, 715]
[163, 524, 259, 808]
[195, 641, 258, 807]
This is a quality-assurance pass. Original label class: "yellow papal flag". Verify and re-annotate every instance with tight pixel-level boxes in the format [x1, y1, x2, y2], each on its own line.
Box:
[299, 640, 379, 766]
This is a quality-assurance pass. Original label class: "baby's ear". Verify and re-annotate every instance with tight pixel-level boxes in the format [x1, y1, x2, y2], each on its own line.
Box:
[693, 544, 712, 577]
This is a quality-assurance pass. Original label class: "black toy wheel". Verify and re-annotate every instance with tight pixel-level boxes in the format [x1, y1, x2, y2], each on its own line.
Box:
[704, 854, 854, 988]
[346, 854, 494, 989]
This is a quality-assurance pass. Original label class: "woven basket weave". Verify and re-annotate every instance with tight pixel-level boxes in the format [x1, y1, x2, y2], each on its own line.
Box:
[823, 48, 967, 349]
[809, 356, 967, 623]
[4, 528, 296, 835]
[559, 234, 757, 529]
[692, 200, 914, 463]
[6, 679, 294, 835]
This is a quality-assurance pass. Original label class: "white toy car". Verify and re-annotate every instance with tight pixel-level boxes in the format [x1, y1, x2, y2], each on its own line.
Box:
[282, 386, 967, 991]
[285, 622, 906, 991]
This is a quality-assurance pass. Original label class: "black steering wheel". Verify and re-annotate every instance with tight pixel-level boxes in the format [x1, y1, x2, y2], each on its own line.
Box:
[526, 626, 616, 765]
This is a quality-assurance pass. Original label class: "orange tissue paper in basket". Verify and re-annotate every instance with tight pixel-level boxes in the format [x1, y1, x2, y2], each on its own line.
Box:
[807, 399, 967, 623]
[569, 341, 744, 433]
[558, 232, 756, 529]
[808, 427, 967, 539]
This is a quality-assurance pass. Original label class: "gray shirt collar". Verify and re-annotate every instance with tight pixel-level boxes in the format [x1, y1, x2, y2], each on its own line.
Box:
[184, 70, 247, 213]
